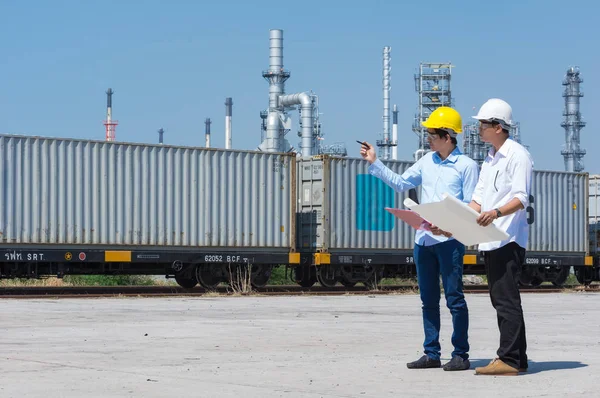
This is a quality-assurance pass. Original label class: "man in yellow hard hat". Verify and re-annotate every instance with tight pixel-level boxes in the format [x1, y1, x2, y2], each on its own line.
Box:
[360, 107, 479, 371]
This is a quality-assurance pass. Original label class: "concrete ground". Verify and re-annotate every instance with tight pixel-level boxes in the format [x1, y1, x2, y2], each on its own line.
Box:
[0, 292, 597, 397]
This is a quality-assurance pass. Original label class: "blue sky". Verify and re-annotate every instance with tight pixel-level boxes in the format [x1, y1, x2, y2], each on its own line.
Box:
[1, 0, 598, 173]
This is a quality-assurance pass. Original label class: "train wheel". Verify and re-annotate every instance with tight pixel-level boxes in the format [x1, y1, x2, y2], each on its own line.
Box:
[317, 265, 337, 288]
[339, 266, 357, 288]
[550, 266, 571, 287]
[251, 265, 272, 288]
[175, 275, 198, 289]
[196, 265, 221, 289]
[519, 267, 543, 287]
[340, 280, 357, 288]
[575, 267, 593, 286]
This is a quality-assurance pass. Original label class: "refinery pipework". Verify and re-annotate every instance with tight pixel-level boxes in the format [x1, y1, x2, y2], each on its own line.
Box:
[561, 66, 586, 172]
[258, 29, 318, 157]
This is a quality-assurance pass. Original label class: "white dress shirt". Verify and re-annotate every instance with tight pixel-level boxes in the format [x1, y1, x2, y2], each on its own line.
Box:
[471, 138, 534, 251]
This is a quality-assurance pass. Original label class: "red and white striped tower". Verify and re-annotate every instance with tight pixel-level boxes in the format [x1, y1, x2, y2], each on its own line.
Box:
[103, 88, 118, 141]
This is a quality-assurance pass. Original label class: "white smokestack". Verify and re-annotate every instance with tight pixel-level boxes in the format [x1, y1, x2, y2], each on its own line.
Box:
[205, 118, 211, 148]
[392, 104, 398, 160]
[225, 97, 232, 149]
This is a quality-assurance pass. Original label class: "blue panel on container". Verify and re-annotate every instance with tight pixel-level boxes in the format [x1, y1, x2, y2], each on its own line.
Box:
[356, 174, 395, 231]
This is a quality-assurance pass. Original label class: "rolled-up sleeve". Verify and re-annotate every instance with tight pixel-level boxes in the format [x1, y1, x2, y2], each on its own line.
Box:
[509, 152, 533, 208]
[368, 159, 422, 193]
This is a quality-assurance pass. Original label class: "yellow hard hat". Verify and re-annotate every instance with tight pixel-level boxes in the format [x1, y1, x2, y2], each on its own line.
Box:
[422, 107, 463, 133]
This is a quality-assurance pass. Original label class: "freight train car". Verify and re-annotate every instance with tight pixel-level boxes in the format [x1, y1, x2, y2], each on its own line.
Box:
[585, 174, 600, 285]
[0, 134, 299, 288]
[294, 156, 596, 287]
[1, 134, 598, 289]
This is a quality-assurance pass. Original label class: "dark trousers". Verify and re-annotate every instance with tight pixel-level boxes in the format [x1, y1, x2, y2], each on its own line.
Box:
[414, 240, 469, 361]
[482, 242, 528, 370]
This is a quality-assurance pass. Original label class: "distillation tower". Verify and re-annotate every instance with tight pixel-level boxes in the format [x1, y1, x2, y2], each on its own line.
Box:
[376, 46, 396, 160]
[561, 66, 586, 172]
[412, 63, 453, 160]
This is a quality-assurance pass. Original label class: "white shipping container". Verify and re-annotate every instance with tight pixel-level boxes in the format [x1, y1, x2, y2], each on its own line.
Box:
[0, 135, 296, 249]
[297, 157, 416, 251]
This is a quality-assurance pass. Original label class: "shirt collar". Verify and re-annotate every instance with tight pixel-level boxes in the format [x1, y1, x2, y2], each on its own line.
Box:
[488, 138, 513, 159]
[433, 147, 462, 164]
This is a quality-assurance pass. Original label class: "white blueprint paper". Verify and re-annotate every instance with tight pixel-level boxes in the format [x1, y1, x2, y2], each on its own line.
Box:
[403, 193, 509, 246]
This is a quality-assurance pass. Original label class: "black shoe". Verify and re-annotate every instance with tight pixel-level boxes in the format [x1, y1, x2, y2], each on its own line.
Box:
[443, 356, 470, 371]
[406, 355, 441, 369]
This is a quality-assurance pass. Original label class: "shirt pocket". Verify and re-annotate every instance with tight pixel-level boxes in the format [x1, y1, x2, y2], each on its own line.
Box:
[492, 168, 509, 193]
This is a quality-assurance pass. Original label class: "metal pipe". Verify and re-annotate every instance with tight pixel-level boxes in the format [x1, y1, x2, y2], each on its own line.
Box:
[268, 29, 285, 109]
[264, 111, 281, 152]
[280, 92, 313, 157]
[414, 148, 428, 161]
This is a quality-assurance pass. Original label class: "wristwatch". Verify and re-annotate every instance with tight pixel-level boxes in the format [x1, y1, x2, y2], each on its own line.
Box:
[495, 208, 502, 218]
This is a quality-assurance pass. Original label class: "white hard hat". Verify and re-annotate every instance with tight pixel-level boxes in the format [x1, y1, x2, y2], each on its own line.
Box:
[472, 98, 514, 129]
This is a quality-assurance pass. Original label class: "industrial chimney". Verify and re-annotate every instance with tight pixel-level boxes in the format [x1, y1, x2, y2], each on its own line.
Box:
[205, 118, 212, 148]
[392, 104, 398, 160]
[376, 47, 396, 160]
[103, 88, 118, 141]
[225, 98, 233, 149]
[158, 128, 164, 145]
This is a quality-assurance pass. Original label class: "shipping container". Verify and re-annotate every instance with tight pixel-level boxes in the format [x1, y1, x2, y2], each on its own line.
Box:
[528, 170, 588, 254]
[0, 134, 296, 251]
[588, 175, 600, 253]
[297, 156, 416, 252]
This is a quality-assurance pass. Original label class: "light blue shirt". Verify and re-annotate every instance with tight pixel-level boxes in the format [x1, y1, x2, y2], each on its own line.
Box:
[368, 148, 479, 246]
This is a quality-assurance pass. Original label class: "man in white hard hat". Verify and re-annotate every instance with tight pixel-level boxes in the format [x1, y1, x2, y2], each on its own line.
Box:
[468, 98, 533, 376]
[360, 107, 479, 372]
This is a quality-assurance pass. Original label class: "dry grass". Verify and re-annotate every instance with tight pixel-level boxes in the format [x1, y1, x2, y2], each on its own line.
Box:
[227, 264, 254, 295]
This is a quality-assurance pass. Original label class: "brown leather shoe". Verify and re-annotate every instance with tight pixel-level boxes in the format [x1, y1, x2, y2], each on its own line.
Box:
[474, 358, 518, 376]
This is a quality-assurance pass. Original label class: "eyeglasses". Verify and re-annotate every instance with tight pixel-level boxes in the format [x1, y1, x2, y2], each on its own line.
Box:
[478, 121, 498, 131]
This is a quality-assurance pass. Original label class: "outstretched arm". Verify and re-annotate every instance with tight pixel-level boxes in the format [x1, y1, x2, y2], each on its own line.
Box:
[360, 142, 422, 193]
